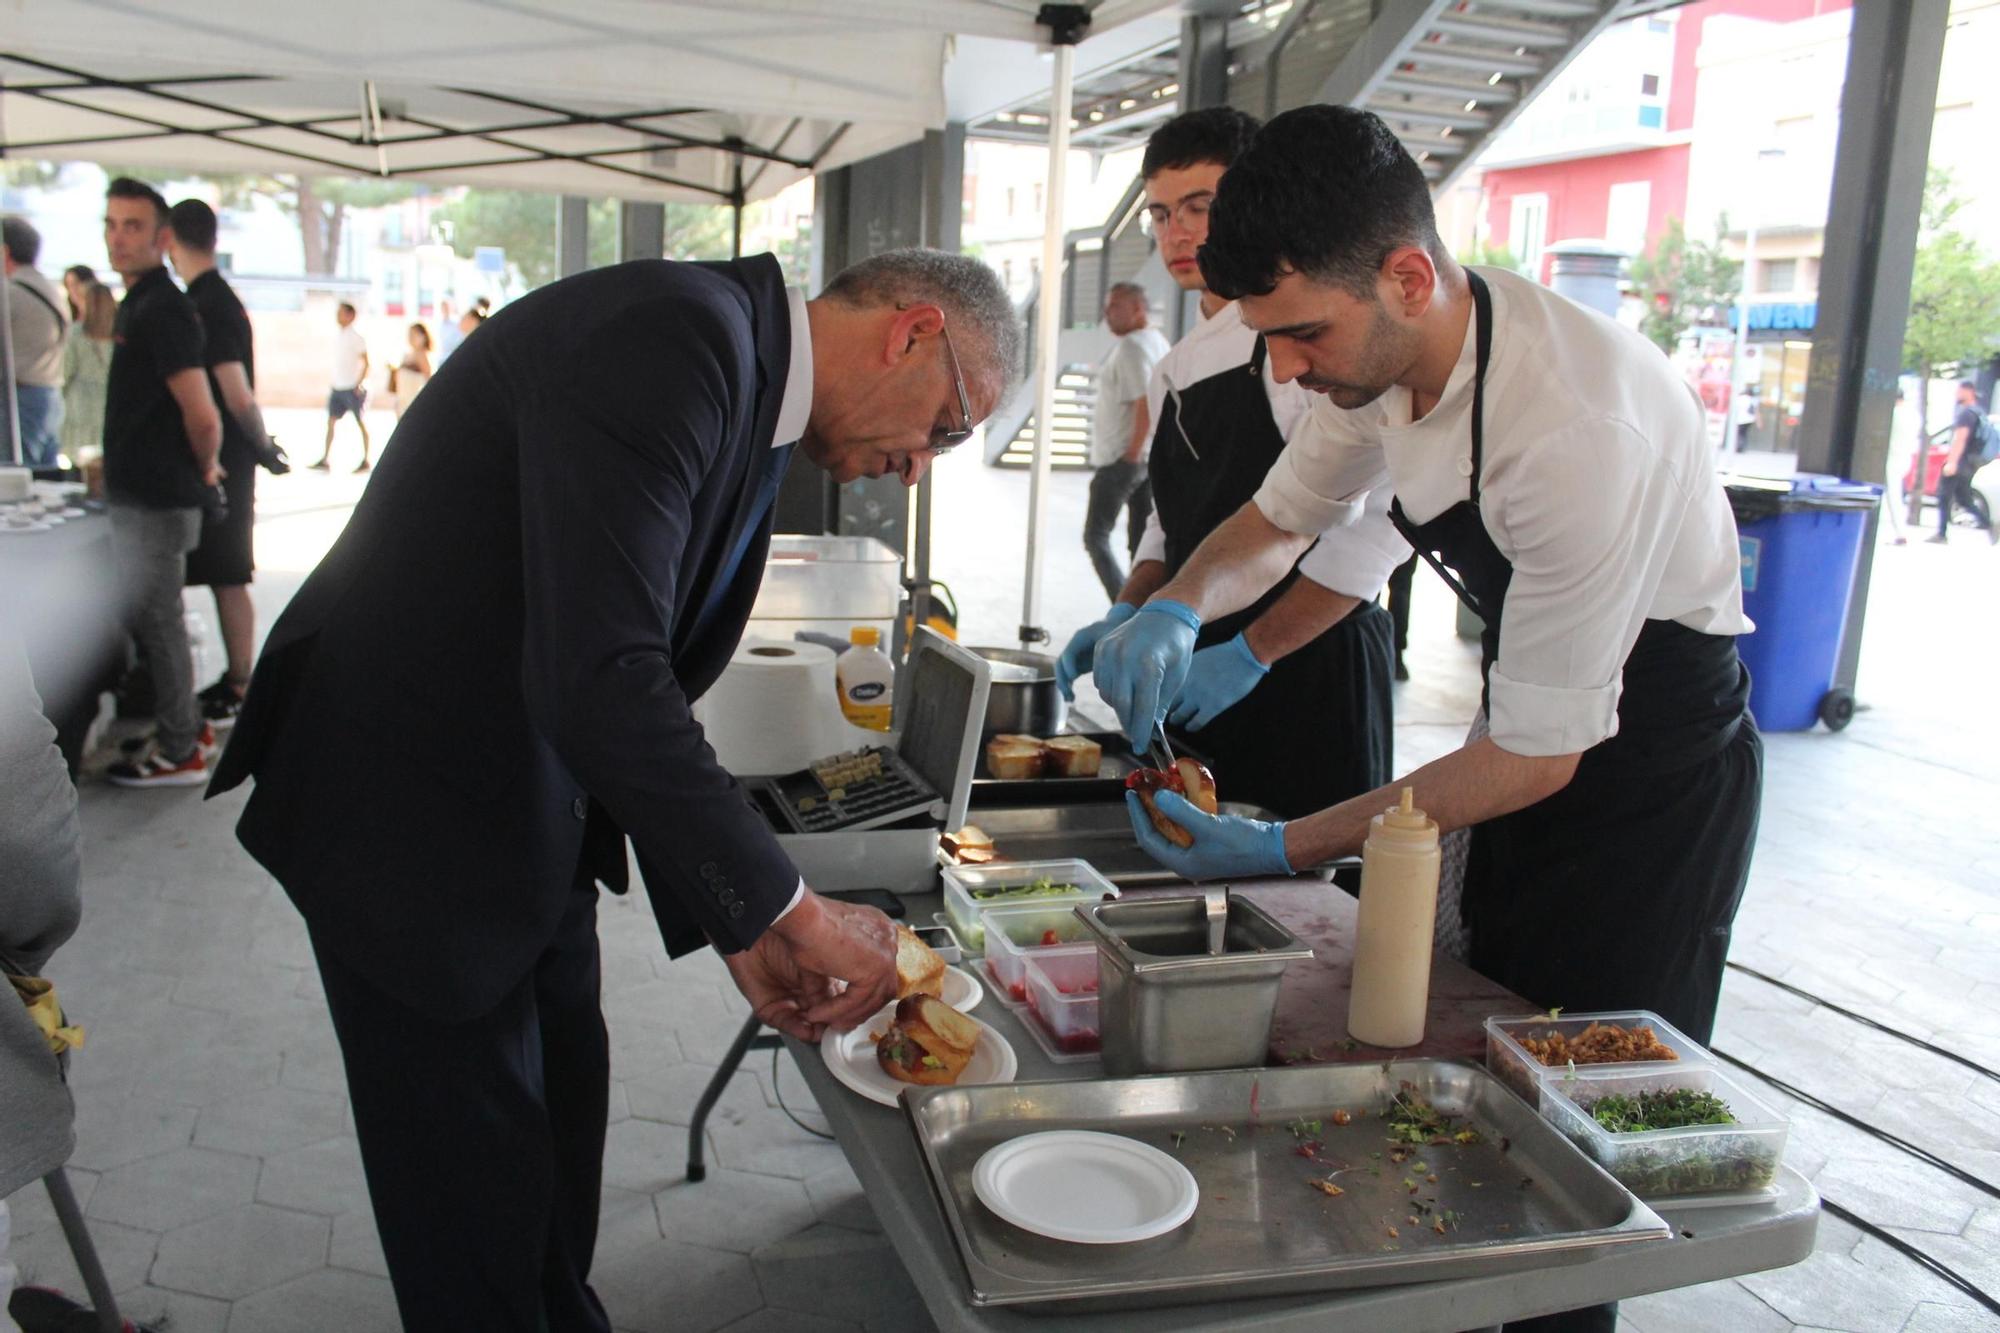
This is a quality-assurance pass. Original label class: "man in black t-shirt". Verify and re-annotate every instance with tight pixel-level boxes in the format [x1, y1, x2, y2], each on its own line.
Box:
[99, 178, 225, 787]
[1932, 379, 1996, 544]
[168, 199, 275, 725]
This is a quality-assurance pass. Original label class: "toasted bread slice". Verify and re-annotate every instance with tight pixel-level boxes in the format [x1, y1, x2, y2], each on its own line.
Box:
[985, 734, 1046, 780]
[1041, 734, 1103, 777]
[901, 995, 981, 1053]
[894, 925, 946, 1000]
[941, 825, 993, 858]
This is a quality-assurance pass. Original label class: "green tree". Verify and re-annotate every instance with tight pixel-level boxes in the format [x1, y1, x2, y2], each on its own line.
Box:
[164, 172, 422, 273]
[1903, 168, 2000, 441]
[1, 160, 64, 190]
[664, 202, 735, 261]
[1456, 240, 1521, 273]
[430, 191, 620, 288]
[1629, 216, 1741, 355]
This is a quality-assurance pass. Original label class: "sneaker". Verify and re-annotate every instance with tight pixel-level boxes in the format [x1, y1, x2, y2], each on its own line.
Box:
[199, 675, 246, 728]
[196, 720, 220, 760]
[1925, 532, 1949, 544]
[107, 740, 210, 788]
[307, 459, 331, 472]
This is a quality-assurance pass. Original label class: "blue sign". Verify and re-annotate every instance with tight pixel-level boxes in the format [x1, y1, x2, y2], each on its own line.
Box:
[474, 246, 506, 275]
[1725, 301, 1817, 334]
[1739, 535, 1761, 593]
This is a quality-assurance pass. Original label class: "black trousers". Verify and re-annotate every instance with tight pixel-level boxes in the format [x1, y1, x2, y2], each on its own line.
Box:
[314, 877, 612, 1332]
[1385, 555, 1417, 665]
[1084, 459, 1152, 602]
[1937, 458, 1990, 533]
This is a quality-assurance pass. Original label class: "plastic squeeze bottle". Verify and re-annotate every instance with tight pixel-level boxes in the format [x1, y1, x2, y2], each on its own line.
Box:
[1345, 787, 1442, 1048]
[835, 627, 896, 731]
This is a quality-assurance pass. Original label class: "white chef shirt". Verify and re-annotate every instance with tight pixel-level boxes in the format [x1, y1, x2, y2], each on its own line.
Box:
[1252, 267, 1751, 758]
[1134, 300, 1410, 601]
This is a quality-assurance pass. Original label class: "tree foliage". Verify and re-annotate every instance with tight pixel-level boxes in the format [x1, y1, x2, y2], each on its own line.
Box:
[1903, 168, 2000, 389]
[1628, 215, 1741, 355]
[1456, 240, 1521, 273]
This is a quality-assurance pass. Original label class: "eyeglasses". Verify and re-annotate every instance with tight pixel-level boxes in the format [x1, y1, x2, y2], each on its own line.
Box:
[932, 323, 975, 454]
[1140, 192, 1214, 236]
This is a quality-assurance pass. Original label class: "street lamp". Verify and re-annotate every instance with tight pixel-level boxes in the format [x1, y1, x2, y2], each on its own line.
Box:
[1729, 146, 1787, 452]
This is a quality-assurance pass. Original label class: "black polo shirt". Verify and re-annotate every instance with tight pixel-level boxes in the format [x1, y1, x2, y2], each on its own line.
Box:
[188, 269, 256, 473]
[105, 266, 206, 509]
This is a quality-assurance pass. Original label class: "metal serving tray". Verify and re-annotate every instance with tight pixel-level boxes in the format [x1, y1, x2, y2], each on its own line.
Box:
[970, 731, 1189, 805]
[955, 802, 1345, 886]
[902, 1058, 1668, 1310]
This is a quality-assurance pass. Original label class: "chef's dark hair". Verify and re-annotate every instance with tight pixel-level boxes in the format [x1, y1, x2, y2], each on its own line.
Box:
[1198, 105, 1444, 302]
[1142, 107, 1260, 179]
[168, 199, 219, 254]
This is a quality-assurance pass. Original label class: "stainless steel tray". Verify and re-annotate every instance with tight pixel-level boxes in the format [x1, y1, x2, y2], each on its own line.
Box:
[958, 801, 1341, 886]
[902, 1058, 1669, 1309]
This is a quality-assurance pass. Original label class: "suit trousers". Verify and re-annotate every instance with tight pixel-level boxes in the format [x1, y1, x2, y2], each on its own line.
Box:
[314, 874, 613, 1332]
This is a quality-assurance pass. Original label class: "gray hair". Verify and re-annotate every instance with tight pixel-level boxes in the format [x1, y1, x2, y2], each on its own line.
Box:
[2, 216, 41, 267]
[823, 248, 1022, 392]
[1108, 281, 1147, 302]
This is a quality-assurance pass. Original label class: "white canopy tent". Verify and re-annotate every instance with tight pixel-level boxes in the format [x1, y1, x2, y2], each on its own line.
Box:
[1, 0, 1181, 640]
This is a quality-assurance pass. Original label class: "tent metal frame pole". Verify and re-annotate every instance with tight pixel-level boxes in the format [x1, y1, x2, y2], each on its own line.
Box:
[731, 141, 747, 258]
[1020, 7, 1086, 648]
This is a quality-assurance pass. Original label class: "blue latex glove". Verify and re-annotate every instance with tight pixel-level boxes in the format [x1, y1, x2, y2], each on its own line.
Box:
[1166, 632, 1269, 732]
[1126, 789, 1292, 880]
[1092, 600, 1201, 748]
[1054, 601, 1138, 701]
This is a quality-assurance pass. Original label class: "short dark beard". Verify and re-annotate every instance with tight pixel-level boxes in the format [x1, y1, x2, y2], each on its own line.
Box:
[1293, 302, 1419, 409]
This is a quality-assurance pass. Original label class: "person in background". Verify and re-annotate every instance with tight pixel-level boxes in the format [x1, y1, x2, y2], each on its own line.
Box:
[1931, 379, 1996, 545]
[435, 297, 462, 362]
[309, 302, 370, 473]
[61, 265, 101, 322]
[3, 216, 68, 468]
[167, 199, 275, 728]
[97, 177, 223, 788]
[60, 283, 116, 469]
[0, 624, 84, 1333]
[1083, 281, 1170, 601]
[457, 299, 489, 346]
[391, 322, 432, 419]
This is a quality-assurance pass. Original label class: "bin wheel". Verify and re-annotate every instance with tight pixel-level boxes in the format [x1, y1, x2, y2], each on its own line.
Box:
[1819, 687, 1856, 732]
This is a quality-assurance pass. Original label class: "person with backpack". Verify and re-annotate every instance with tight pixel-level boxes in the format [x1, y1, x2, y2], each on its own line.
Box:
[1931, 379, 1997, 544]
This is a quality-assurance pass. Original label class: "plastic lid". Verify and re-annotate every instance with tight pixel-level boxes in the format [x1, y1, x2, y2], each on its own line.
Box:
[1371, 787, 1438, 850]
[848, 626, 881, 647]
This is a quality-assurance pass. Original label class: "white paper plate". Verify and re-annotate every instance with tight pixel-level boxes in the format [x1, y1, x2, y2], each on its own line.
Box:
[941, 965, 983, 1011]
[821, 1000, 1016, 1108]
[973, 1131, 1198, 1244]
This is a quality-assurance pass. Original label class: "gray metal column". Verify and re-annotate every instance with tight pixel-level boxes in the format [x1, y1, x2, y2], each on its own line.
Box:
[1792, 0, 1949, 698]
[618, 201, 664, 263]
[555, 196, 590, 278]
[1169, 12, 1232, 341]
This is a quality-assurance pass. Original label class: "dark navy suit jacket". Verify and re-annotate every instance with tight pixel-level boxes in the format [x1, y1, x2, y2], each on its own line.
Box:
[211, 256, 801, 1020]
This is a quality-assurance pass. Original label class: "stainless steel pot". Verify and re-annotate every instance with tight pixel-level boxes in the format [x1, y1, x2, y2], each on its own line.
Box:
[970, 647, 1067, 737]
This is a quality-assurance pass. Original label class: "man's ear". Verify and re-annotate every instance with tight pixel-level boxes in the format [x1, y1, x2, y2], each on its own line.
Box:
[1380, 246, 1439, 317]
[886, 303, 945, 361]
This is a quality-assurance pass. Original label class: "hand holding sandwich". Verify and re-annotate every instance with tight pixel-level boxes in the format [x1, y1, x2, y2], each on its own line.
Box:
[722, 890, 897, 1041]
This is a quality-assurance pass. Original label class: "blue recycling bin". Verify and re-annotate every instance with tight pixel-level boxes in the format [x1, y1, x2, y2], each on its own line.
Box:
[1727, 475, 1881, 732]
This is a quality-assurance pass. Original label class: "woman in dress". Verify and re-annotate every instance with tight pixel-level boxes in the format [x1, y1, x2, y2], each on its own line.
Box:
[59, 283, 116, 468]
[392, 322, 433, 419]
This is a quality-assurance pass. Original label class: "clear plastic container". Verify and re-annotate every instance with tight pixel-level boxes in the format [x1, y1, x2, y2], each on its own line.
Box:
[751, 536, 904, 621]
[941, 859, 1119, 955]
[979, 904, 1096, 1005]
[1539, 1063, 1788, 1200]
[1022, 948, 1102, 1061]
[1484, 1010, 1712, 1109]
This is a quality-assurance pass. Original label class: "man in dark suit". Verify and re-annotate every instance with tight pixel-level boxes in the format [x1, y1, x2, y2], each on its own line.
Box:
[209, 248, 1019, 1331]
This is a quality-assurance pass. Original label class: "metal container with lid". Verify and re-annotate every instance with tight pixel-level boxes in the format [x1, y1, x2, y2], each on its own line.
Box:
[1074, 894, 1313, 1075]
[969, 646, 1067, 738]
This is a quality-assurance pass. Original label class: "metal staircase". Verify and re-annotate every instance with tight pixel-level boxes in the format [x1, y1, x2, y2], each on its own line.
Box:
[995, 366, 1099, 469]
[1318, 0, 1644, 191]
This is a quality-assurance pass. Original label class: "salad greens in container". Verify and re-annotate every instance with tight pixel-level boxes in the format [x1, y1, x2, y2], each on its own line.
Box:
[1538, 1063, 1788, 1200]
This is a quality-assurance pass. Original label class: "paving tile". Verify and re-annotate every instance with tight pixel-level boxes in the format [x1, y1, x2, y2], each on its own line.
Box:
[135, 1043, 284, 1110]
[718, 1310, 863, 1333]
[707, 1104, 847, 1182]
[593, 1239, 761, 1333]
[607, 1018, 688, 1082]
[654, 1170, 815, 1253]
[255, 1137, 373, 1218]
[223, 1267, 401, 1333]
[804, 1160, 883, 1234]
[1626, 1277, 1795, 1333]
[87, 1146, 259, 1233]
[592, 1185, 668, 1269]
[626, 1059, 769, 1128]
[67, 1092, 196, 1175]
[108, 1285, 232, 1333]
[603, 1115, 709, 1195]
[7, 1215, 159, 1297]
[1741, 1215, 1953, 1333]
[327, 1208, 388, 1278]
[151, 1202, 331, 1299]
[1899, 1301, 1999, 1332]
[276, 1033, 351, 1096]
[0, 1171, 97, 1240]
[861, 1298, 944, 1333]
[193, 1084, 349, 1157]
[752, 1224, 924, 1324]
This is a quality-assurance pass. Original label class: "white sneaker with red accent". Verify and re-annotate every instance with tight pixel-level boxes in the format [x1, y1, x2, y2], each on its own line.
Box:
[107, 741, 211, 788]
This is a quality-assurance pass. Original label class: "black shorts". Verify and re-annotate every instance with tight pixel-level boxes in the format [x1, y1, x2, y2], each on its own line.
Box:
[185, 459, 255, 587]
[328, 387, 367, 419]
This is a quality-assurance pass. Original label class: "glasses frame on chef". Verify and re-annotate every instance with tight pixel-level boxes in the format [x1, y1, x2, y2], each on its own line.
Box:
[1140, 191, 1214, 236]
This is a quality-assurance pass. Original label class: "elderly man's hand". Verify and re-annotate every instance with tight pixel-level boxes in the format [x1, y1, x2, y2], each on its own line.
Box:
[721, 890, 898, 1041]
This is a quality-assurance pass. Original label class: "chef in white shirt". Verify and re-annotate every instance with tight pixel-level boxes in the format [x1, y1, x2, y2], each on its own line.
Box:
[1092, 105, 1761, 1063]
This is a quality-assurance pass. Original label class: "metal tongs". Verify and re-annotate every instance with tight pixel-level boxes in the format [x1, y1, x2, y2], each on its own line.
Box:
[1145, 719, 1178, 775]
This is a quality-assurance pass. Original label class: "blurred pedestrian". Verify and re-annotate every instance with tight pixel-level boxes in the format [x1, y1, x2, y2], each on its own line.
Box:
[435, 297, 461, 362]
[1082, 281, 1168, 601]
[310, 301, 371, 473]
[391, 322, 432, 419]
[1931, 379, 1997, 545]
[61, 264, 101, 322]
[4, 216, 68, 467]
[59, 282, 115, 468]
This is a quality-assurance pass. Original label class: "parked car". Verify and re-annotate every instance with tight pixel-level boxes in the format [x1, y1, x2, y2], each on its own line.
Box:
[1901, 420, 1999, 528]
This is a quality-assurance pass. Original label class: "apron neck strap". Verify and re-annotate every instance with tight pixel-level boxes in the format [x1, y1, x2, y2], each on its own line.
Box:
[1466, 269, 1493, 505]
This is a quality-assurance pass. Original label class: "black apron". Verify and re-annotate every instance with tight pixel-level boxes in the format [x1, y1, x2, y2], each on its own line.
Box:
[1151, 335, 1394, 821]
[1388, 272, 1762, 1044]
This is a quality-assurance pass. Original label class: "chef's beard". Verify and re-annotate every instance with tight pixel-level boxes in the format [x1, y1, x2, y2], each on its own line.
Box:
[1295, 303, 1418, 410]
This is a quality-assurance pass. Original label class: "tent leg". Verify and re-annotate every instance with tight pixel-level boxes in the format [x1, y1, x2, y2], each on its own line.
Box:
[1019, 38, 1076, 649]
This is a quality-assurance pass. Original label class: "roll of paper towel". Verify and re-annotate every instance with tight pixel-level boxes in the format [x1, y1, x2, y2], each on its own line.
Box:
[693, 638, 877, 777]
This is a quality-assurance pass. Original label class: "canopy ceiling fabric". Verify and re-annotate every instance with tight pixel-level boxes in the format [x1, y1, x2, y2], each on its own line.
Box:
[0, 0, 1179, 204]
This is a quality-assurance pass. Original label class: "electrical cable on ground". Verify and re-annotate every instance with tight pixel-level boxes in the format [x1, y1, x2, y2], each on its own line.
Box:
[1816, 1196, 2000, 1320]
[1726, 961, 1999, 1084]
[772, 1044, 835, 1141]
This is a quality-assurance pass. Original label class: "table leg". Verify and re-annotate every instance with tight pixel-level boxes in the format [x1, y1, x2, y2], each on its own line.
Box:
[687, 1013, 776, 1183]
[42, 1167, 124, 1333]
